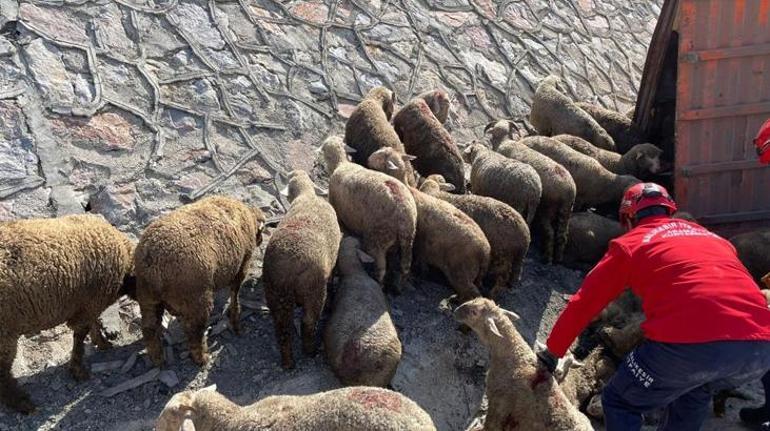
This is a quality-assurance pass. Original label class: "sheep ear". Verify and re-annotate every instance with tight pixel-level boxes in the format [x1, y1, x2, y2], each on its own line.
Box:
[343, 144, 357, 154]
[402, 154, 417, 162]
[180, 415, 196, 431]
[386, 160, 400, 171]
[439, 183, 455, 192]
[200, 384, 217, 393]
[507, 121, 517, 138]
[356, 249, 375, 264]
[279, 186, 290, 197]
[501, 308, 520, 322]
[636, 152, 644, 161]
[483, 121, 497, 133]
[486, 317, 503, 338]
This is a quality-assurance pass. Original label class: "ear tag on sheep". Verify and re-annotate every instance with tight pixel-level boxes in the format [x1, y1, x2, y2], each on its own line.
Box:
[386, 160, 400, 171]
[501, 308, 520, 322]
[357, 249, 375, 264]
[487, 317, 503, 338]
[343, 144, 357, 154]
[402, 154, 417, 161]
[315, 186, 328, 196]
[279, 186, 290, 197]
[200, 384, 217, 392]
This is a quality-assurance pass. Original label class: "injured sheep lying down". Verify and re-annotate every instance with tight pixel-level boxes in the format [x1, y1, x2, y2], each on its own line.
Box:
[324, 236, 402, 387]
[552, 135, 663, 180]
[420, 175, 530, 299]
[324, 136, 417, 293]
[135, 196, 265, 367]
[264, 170, 342, 369]
[455, 298, 593, 431]
[0, 214, 135, 414]
[156, 385, 437, 431]
[530, 76, 616, 151]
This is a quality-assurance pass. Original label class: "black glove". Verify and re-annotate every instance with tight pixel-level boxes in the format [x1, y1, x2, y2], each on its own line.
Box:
[536, 348, 558, 374]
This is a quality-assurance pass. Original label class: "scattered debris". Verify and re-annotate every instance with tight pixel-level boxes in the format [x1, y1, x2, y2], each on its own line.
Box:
[101, 368, 160, 398]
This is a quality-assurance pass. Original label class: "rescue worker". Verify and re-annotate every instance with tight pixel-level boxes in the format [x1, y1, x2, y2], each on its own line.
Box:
[537, 182, 770, 431]
[756, 118, 770, 165]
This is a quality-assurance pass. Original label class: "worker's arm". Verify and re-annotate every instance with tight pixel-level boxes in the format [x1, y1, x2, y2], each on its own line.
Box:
[546, 242, 631, 357]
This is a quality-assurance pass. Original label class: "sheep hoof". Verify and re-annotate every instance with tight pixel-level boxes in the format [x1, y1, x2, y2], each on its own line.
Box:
[69, 364, 90, 382]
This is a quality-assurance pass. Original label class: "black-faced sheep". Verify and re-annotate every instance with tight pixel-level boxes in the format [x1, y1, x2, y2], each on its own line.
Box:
[553, 134, 662, 180]
[0, 214, 135, 414]
[324, 236, 401, 387]
[420, 175, 530, 299]
[323, 136, 417, 293]
[410, 187, 490, 302]
[487, 121, 576, 263]
[156, 385, 436, 431]
[518, 136, 640, 211]
[393, 97, 466, 193]
[729, 230, 770, 286]
[418, 89, 450, 124]
[576, 102, 648, 154]
[530, 76, 616, 151]
[462, 143, 542, 226]
[454, 298, 593, 430]
[598, 312, 645, 359]
[263, 170, 342, 369]
[562, 212, 624, 269]
[134, 196, 265, 367]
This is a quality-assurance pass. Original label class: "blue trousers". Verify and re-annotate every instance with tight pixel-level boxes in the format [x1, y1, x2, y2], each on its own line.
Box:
[602, 340, 770, 431]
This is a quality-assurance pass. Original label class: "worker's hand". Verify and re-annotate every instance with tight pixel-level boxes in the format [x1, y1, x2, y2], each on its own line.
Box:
[536, 347, 558, 375]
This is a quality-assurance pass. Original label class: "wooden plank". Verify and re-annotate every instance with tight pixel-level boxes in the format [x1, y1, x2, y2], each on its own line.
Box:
[633, 0, 679, 131]
[680, 101, 770, 121]
[699, 209, 770, 225]
[680, 159, 765, 176]
[681, 41, 770, 62]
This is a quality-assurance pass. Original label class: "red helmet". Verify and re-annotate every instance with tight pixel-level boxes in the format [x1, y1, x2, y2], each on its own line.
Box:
[755, 119, 770, 165]
[619, 182, 678, 224]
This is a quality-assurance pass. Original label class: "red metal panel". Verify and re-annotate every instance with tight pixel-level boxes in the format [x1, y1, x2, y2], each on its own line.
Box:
[675, 0, 770, 230]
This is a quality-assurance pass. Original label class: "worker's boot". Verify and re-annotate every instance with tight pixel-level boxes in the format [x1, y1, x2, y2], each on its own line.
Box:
[740, 406, 770, 427]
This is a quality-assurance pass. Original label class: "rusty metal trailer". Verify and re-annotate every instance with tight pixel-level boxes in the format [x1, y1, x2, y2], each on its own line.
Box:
[635, 0, 770, 235]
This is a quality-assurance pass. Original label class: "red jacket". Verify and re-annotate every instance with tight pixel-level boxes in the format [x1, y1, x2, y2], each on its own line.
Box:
[547, 216, 770, 357]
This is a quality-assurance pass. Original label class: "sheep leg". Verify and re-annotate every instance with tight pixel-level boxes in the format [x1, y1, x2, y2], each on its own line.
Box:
[228, 253, 252, 336]
[267, 293, 295, 369]
[139, 300, 166, 367]
[301, 299, 323, 357]
[553, 204, 572, 263]
[89, 321, 114, 351]
[397, 237, 414, 294]
[181, 313, 210, 367]
[488, 261, 513, 301]
[538, 218, 556, 264]
[68, 325, 90, 381]
[0, 336, 35, 414]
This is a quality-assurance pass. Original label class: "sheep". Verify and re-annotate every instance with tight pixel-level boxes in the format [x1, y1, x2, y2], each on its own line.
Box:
[530, 76, 616, 151]
[462, 143, 543, 226]
[367, 147, 417, 185]
[323, 136, 417, 293]
[454, 298, 593, 430]
[560, 347, 616, 412]
[410, 187, 491, 302]
[263, 170, 342, 369]
[157, 385, 436, 431]
[729, 230, 770, 285]
[598, 312, 645, 359]
[0, 214, 135, 414]
[134, 196, 265, 367]
[552, 134, 663, 180]
[596, 289, 642, 329]
[562, 212, 624, 269]
[418, 89, 450, 124]
[576, 102, 648, 154]
[324, 236, 401, 387]
[518, 136, 640, 211]
[419, 175, 530, 299]
[487, 120, 576, 263]
[764, 272, 770, 289]
[344, 86, 417, 186]
[392, 97, 466, 192]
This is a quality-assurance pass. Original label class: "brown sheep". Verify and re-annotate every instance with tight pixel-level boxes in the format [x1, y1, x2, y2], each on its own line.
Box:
[420, 175, 530, 299]
[487, 120, 576, 263]
[576, 102, 648, 154]
[530, 76, 616, 151]
[324, 236, 402, 387]
[552, 135, 663, 180]
[135, 196, 265, 367]
[323, 136, 417, 293]
[518, 136, 640, 211]
[393, 97, 466, 192]
[462, 143, 543, 226]
[344, 86, 417, 186]
[157, 385, 436, 431]
[729, 230, 770, 286]
[264, 170, 342, 369]
[560, 347, 616, 413]
[598, 312, 645, 359]
[454, 298, 593, 430]
[411, 187, 491, 302]
[418, 89, 450, 124]
[367, 147, 417, 185]
[562, 212, 624, 269]
[0, 214, 135, 414]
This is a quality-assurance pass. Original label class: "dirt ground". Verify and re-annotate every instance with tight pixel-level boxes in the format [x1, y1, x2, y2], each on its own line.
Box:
[0, 238, 762, 430]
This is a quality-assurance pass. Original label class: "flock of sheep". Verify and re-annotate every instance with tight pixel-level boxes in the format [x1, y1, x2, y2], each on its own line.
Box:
[2, 74, 769, 431]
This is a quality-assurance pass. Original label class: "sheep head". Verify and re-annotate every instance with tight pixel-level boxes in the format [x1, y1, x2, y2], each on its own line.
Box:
[366, 86, 396, 120]
[418, 174, 454, 194]
[285, 170, 316, 203]
[453, 298, 520, 345]
[419, 89, 450, 123]
[367, 147, 416, 185]
[321, 136, 352, 173]
[462, 143, 488, 164]
[483, 120, 516, 148]
[625, 143, 663, 178]
[157, 390, 196, 431]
